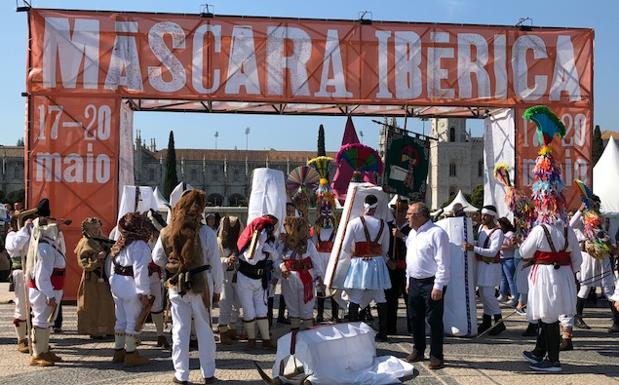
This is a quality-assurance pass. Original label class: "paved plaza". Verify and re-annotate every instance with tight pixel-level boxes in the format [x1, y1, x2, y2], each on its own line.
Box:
[0, 299, 616, 385]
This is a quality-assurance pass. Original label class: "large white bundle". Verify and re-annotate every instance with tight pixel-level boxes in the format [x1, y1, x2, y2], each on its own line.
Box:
[272, 322, 414, 385]
[247, 168, 287, 233]
[324, 183, 392, 291]
[435, 216, 478, 336]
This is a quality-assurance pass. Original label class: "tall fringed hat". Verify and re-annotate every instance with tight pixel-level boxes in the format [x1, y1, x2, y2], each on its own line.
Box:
[523, 105, 567, 225]
[574, 179, 611, 259]
[493, 163, 536, 237]
[335, 143, 384, 182]
[308, 156, 337, 230]
[286, 165, 321, 218]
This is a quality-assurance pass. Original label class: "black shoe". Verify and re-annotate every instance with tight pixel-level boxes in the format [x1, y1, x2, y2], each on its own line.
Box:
[173, 377, 188, 385]
[529, 359, 561, 372]
[477, 314, 492, 334]
[52, 327, 62, 334]
[488, 315, 506, 336]
[608, 323, 619, 333]
[375, 333, 389, 342]
[574, 315, 591, 330]
[316, 315, 325, 324]
[204, 376, 218, 384]
[522, 351, 544, 364]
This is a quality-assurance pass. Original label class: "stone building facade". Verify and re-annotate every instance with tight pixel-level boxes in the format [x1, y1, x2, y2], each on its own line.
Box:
[0, 146, 25, 197]
[427, 118, 484, 210]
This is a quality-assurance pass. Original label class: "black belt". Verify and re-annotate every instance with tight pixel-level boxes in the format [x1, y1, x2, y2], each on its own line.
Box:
[411, 276, 435, 283]
[188, 265, 211, 275]
[238, 260, 267, 280]
[114, 264, 134, 277]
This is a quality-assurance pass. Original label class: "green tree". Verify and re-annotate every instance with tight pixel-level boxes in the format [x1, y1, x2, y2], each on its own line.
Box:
[16, 137, 24, 146]
[592, 124, 604, 166]
[470, 184, 484, 209]
[163, 131, 178, 199]
[317, 124, 326, 157]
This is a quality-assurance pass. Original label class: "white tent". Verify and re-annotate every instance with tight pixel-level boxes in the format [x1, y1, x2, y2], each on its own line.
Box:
[442, 190, 478, 214]
[153, 186, 170, 211]
[593, 136, 619, 240]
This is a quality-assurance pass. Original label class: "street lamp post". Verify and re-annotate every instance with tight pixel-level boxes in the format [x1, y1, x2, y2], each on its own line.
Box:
[214, 131, 219, 149]
[245, 127, 250, 151]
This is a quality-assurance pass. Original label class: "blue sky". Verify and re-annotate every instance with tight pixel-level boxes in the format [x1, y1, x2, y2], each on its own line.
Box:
[1, 0, 617, 151]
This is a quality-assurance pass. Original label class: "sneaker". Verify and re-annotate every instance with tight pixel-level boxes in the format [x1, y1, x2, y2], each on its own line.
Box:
[529, 359, 561, 372]
[516, 307, 527, 316]
[522, 351, 544, 364]
[497, 295, 508, 303]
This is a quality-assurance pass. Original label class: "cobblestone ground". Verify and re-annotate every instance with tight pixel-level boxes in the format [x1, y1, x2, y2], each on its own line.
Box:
[0, 299, 617, 385]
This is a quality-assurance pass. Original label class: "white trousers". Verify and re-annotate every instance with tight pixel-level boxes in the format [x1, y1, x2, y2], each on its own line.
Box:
[112, 292, 141, 335]
[281, 272, 315, 320]
[170, 291, 216, 381]
[149, 273, 164, 313]
[236, 273, 268, 321]
[12, 270, 27, 321]
[29, 288, 63, 329]
[479, 286, 501, 316]
[578, 281, 615, 300]
[219, 269, 240, 325]
[347, 288, 386, 309]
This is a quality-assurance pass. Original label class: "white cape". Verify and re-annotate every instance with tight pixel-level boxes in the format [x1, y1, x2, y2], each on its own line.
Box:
[435, 216, 478, 337]
[273, 322, 414, 385]
[247, 168, 287, 234]
[325, 183, 392, 291]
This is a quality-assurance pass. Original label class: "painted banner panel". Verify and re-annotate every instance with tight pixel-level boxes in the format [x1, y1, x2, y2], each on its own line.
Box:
[27, 9, 593, 108]
[27, 95, 120, 299]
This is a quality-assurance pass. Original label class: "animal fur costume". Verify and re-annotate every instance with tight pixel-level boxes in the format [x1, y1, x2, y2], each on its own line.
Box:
[217, 216, 244, 343]
[160, 190, 211, 309]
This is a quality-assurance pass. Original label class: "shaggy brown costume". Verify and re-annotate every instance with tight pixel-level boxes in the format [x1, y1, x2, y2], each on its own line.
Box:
[75, 217, 115, 336]
[218, 216, 242, 253]
[160, 190, 211, 309]
[283, 216, 310, 254]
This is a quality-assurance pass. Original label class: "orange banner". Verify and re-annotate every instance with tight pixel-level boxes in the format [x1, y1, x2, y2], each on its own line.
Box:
[27, 95, 120, 299]
[515, 106, 592, 209]
[27, 9, 593, 107]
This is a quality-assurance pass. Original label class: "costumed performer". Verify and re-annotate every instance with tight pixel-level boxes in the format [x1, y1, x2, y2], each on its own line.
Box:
[464, 205, 505, 335]
[75, 217, 115, 339]
[387, 195, 411, 335]
[217, 215, 244, 345]
[152, 189, 223, 384]
[520, 105, 582, 372]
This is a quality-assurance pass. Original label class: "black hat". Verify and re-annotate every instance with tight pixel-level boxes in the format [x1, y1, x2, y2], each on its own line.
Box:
[37, 198, 50, 217]
[365, 194, 378, 205]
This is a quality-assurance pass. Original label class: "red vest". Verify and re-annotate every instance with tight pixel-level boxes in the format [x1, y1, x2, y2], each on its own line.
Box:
[352, 216, 385, 258]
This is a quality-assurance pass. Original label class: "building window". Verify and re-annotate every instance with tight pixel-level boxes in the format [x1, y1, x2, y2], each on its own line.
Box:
[449, 126, 456, 142]
[478, 160, 484, 177]
[229, 193, 247, 207]
[207, 193, 224, 206]
[191, 168, 197, 181]
[449, 163, 457, 177]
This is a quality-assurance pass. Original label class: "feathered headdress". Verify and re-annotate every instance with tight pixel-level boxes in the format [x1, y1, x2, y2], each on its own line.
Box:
[524, 106, 567, 225]
[286, 166, 321, 218]
[574, 179, 611, 259]
[335, 143, 384, 182]
[308, 156, 338, 231]
[493, 163, 536, 236]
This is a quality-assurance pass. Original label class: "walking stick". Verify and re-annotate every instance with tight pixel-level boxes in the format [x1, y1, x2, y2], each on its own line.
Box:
[22, 253, 34, 357]
[475, 307, 523, 338]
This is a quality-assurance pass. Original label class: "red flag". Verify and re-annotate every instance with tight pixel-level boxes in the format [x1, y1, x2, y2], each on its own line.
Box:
[331, 117, 375, 204]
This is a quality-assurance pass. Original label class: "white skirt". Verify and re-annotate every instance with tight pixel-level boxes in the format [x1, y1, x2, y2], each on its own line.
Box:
[476, 260, 501, 287]
[343, 257, 391, 290]
[528, 265, 577, 323]
[580, 252, 614, 287]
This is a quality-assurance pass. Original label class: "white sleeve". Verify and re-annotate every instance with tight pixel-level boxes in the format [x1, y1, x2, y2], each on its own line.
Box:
[433, 229, 451, 290]
[307, 242, 323, 279]
[205, 228, 224, 294]
[567, 227, 582, 273]
[474, 230, 504, 257]
[35, 245, 55, 299]
[151, 236, 167, 267]
[519, 227, 542, 259]
[6, 228, 30, 257]
[133, 243, 151, 296]
[569, 211, 583, 228]
[342, 220, 358, 255]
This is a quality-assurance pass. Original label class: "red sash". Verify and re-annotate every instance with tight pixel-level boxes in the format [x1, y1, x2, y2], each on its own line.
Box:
[475, 228, 500, 263]
[29, 268, 66, 290]
[533, 251, 571, 266]
[352, 216, 385, 257]
[316, 240, 334, 253]
[148, 261, 162, 278]
[284, 257, 314, 303]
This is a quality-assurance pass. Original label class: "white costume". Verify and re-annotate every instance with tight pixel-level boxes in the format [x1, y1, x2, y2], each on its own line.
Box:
[313, 227, 335, 276]
[152, 225, 223, 382]
[278, 241, 323, 327]
[474, 226, 504, 316]
[26, 221, 66, 363]
[110, 241, 151, 346]
[236, 228, 278, 341]
[570, 211, 615, 298]
[520, 223, 582, 323]
[5, 226, 31, 346]
[341, 215, 391, 308]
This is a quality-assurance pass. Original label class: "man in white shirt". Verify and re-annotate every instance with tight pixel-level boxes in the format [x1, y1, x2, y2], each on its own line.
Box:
[405, 202, 450, 370]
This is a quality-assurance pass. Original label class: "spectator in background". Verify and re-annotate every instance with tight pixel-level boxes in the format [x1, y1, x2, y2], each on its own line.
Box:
[497, 217, 518, 308]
